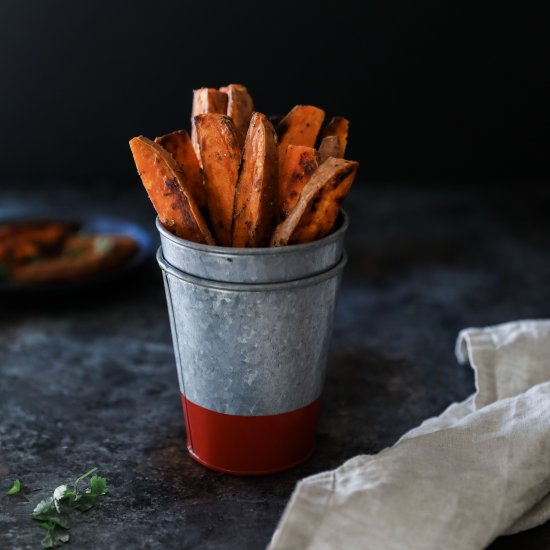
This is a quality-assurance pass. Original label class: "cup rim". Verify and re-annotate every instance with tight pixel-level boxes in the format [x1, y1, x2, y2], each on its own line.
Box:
[156, 210, 349, 256]
[157, 247, 347, 292]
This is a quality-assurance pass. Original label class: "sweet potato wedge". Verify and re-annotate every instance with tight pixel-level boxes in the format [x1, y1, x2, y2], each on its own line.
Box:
[277, 145, 318, 221]
[277, 105, 325, 175]
[0, 222, 77, 264]
[129, 136, 214, 244]
[9, 235, 138, 285]
[155, 130, 207, 210]
[219, 84, 254, 147]
[232, 112, 278, 247]
[194, 114, 242, 246]
[270, 157, 358, 246]
[320, 116, 349, 158]
[191, 88, 229, 160]
[317, 136, 340, 163]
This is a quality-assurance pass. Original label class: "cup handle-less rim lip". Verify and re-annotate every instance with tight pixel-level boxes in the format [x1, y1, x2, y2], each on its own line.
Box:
[155, 210, 349, 256]
[157, 247, 347, 292]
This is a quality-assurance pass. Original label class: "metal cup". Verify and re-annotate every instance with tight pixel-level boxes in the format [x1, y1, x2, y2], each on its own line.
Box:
[156, 222, 347, 475]
[157, 211, 348, 283]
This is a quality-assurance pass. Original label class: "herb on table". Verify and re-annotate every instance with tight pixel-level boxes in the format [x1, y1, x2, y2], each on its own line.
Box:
[7, 478, 21, 495]
[32, 467, 109, 548]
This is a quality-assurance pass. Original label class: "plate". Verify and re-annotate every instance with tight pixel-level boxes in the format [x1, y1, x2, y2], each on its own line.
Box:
[0, 215, 154, 295]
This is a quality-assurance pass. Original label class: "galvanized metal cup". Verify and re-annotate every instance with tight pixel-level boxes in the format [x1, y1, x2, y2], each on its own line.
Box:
[156, 220, 348, 475]
[156, 211, 348, 283]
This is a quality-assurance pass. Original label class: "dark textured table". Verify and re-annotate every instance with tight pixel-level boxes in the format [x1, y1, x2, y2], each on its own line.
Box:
[1, 180, 549, 549]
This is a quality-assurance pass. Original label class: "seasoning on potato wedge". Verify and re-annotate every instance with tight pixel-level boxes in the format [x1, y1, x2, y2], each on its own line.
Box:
[129, 136, 214, 244]
[270, 157, 358, 246]
[155, 130, 207, 210]
[232, 113, 278, 247]
[278, 145, 318, 221]
[320, 116, 349, 158]
[194, 114, 242, 246]
[219, 84, 254, 148]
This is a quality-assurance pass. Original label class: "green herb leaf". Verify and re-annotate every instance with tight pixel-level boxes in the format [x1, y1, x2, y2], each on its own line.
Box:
[88, 475, 109, 496]
[33, 497, 56, 519]
[41, 527, 70, 548]
[32, 468, 108, 547]
[73, 493, 98, 512]
[7, 478, 21, 495]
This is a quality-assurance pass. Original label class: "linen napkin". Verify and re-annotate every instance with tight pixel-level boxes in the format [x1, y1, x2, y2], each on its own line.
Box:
[270, 320, 550, 550]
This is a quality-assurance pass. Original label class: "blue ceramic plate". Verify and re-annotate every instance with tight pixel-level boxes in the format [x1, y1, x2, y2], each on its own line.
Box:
[0, 215, 154, 295]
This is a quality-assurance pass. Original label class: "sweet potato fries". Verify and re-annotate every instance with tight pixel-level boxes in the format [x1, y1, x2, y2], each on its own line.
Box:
[130, 84, 359, 247]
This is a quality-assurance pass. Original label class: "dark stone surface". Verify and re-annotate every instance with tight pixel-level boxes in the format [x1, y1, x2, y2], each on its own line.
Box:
[1, 180, 549, 549]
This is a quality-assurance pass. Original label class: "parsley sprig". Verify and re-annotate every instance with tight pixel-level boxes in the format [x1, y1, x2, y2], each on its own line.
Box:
[32, 467, 109, 548]
[7, 478, 21, 495]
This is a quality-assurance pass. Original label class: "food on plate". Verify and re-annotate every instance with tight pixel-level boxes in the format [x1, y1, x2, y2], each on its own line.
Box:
[320, 116, 349, 158]
[0, 221, 78, 264]
[9, 235, 137, 284]
[232, 112, 278, 247]
[130, 84, 359, 248]
[270, 157, 359, 246]
[277, 145, 318, 221]
[0, 222, 139, 285]
[129, 136, 214, 244]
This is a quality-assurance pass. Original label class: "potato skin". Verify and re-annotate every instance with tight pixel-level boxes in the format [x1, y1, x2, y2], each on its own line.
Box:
[277, 145, 318, 221]
[129, 136, 214, 244]
[219, 84, 254, 148]
[317, 136, 340, 163]
[155, 130, 207, 210]
[232, 112, 278, 248]
[320, 116, 349, 158]
[194, 114, 242, 246]
[270, 157, 358, 246]
[191, 88, 228, 160]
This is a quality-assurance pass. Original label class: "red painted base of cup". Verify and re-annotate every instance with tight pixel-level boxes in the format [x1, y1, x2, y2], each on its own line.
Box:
[181, 393, 321, 476]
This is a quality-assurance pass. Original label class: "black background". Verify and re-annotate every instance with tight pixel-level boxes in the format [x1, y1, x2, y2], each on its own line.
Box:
[0, 0, 547, 182]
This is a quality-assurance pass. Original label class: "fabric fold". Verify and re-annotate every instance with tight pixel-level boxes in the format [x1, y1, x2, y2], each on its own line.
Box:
[270, 320, 550, 550]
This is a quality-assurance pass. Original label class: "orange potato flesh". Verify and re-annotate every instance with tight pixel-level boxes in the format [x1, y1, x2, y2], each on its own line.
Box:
[194, 114, 242, 246]
[129, 136, 214, 244]
[270, 157, 359, 246]
[155, 130, 207, 210]
[317, 135, 340, 163]
[219, 84, 254, 148]
[277, 105, 325, 173]
[320, 116, 349, 158]
[277, 145, 318, 221]
[190, 88, 228, 160]
[232, 112, 278, 247]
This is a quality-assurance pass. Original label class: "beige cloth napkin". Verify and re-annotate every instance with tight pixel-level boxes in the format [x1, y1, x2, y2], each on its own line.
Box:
[270, 320, 550, 550]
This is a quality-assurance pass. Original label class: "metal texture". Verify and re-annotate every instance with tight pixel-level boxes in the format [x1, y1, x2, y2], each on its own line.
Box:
[157, 248, 346, 416]
[157, 211, 348, 284]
